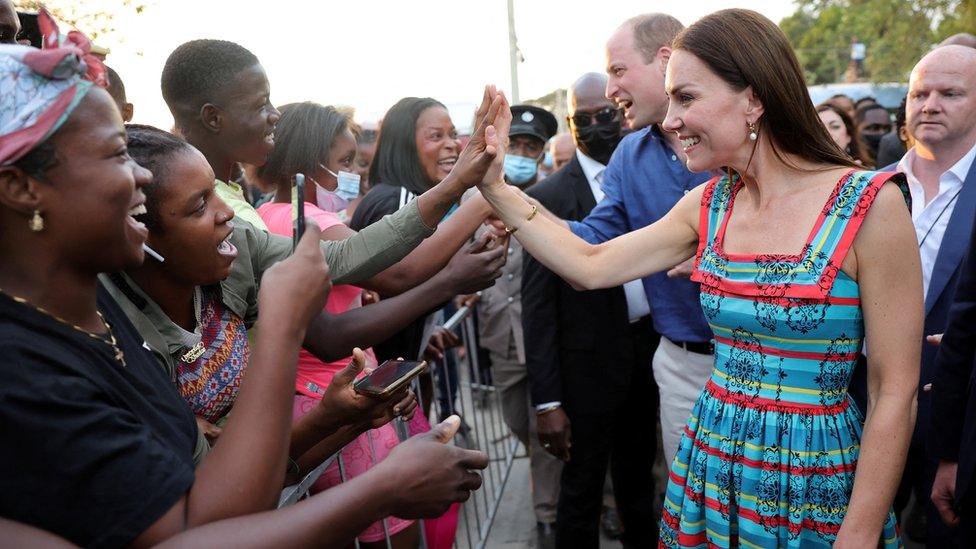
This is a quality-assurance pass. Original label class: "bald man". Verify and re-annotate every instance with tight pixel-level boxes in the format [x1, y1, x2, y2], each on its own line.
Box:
[906, 45, 976, 547]
[523, 71, 659, 548]
[879, 45, 976, 548]
[548, 133, 575, 174]
[941, 32, 976, 48]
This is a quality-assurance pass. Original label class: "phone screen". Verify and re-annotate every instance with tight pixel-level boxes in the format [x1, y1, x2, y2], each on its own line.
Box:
[293, 173, 305, 251]
[354, 360, 426, 396]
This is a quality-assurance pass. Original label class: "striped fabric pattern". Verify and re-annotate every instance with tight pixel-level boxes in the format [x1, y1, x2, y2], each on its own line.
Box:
[659, 170, 906, 548]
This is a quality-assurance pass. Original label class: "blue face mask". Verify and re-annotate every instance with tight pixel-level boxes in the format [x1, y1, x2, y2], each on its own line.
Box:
[543, 150, 554, 169]
[321, 164, 362, 202]
[504, 154, 539, 185]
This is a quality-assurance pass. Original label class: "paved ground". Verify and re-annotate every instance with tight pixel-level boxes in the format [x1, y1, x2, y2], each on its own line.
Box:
[482, 455, 925, 549]
[483, 455, 621, 549]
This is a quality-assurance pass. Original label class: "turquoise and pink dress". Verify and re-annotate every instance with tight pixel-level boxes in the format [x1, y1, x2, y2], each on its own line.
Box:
[659, 170, 907, 548]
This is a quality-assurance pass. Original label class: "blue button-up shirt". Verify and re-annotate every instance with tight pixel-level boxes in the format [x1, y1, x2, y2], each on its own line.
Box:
[568, 126, 713, 343]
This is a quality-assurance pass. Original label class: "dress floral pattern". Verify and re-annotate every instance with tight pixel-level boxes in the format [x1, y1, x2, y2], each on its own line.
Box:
[659, 170, 908, 548]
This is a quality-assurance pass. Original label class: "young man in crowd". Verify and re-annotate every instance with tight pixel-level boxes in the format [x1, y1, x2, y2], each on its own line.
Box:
[523, 72, 659, 548]
[161, 39, 280, 229]
[478, 103, 562, 548]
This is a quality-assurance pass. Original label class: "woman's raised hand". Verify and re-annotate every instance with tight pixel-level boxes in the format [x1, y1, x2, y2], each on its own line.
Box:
[450, 86, 511, 189]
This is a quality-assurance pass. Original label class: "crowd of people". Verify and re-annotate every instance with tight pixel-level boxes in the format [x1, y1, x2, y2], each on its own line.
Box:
[2, 1, 976, 548]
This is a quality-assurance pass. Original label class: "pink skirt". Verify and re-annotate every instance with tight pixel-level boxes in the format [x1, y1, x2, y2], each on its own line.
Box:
[293, 394, 423, 542]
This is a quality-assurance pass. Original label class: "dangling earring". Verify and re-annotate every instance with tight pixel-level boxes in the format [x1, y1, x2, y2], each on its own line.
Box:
[748, 122, 758, 141]
[28, 210, 44, 232]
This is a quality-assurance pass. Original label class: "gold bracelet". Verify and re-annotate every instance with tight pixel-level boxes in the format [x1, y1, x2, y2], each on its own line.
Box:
[505, 205, 539, 235]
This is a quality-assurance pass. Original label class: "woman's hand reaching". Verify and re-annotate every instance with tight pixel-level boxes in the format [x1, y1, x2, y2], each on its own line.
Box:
[450, 86, 510, 191]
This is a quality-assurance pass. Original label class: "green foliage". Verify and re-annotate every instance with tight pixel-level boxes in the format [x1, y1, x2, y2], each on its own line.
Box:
[780, 0, 968, 84]
[937, 0, 976, 37]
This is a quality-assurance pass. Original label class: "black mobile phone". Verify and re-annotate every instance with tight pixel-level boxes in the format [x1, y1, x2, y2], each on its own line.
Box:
[353, 359, 427, 398]
[16, 12, 42, 49]
[293, 173, 305, 251]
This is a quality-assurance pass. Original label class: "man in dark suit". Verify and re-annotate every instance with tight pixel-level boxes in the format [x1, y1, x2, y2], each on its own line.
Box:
[855, 45, 976, 547]
[917, 44, 976, 547]
[522, 72, 659, 548]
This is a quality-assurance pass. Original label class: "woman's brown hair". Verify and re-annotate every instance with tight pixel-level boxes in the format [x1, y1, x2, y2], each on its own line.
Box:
[673, 9, 859, 171]
[816, 103, 873, 167]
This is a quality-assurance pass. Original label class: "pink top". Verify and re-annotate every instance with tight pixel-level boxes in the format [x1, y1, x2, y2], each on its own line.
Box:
[257, 201, 378, 397]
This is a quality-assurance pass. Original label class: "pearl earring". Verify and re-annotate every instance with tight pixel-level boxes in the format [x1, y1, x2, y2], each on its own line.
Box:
[29, 210, 44, 232]
[748, 122, 758, 141]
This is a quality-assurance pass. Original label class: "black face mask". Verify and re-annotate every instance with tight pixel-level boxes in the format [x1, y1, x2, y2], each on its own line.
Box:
[574, 120, 623, 166]
[862, 133, 883, 158]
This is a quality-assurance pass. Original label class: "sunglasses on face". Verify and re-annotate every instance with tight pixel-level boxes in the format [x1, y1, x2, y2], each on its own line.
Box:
[571, 107, 622, 128]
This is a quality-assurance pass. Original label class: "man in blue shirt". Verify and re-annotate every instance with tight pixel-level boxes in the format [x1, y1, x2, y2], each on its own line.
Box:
[544, 13, 715, 463]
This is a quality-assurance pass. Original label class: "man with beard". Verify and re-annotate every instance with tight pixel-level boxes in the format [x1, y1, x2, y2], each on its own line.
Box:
[522, 72, 659, 548]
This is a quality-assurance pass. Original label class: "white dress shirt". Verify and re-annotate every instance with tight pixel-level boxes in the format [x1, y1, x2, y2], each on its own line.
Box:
[898, 142, 976, 299]
[535, 151, 654, 412]
[577, 150, 651, 322]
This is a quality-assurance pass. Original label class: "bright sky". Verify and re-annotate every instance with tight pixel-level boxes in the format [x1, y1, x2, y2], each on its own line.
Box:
[95, 0, 797, 132]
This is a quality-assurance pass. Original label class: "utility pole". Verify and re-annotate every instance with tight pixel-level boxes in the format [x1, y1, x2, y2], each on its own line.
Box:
[507, 0, 521, 103]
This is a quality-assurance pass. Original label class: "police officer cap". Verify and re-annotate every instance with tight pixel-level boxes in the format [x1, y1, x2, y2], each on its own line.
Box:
[509, 104, 558, 143]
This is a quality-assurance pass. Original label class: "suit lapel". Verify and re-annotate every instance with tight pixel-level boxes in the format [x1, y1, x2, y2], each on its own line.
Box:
[927, 158, 976, 314]
[568, 156, 598, 214]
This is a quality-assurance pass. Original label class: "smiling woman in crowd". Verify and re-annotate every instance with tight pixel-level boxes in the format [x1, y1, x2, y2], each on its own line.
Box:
[350, 97, 468, 362]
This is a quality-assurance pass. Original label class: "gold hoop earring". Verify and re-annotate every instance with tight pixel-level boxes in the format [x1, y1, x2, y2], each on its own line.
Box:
[748, 122, 758, 141]
[29, 210, 44, 232]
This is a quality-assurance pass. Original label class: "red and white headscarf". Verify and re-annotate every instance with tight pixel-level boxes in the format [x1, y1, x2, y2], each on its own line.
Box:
[0, 9, 106, 166]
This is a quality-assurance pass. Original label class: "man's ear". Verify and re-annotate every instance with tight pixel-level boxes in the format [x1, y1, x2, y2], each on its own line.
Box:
[122, 103, 134, 123]
[200, 103, 222, 134]
[0, 167, 44, 215]
[658, 46, 673, 72]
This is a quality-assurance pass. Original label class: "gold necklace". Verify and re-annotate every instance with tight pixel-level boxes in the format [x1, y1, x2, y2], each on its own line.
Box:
[0, 289, 126, 367]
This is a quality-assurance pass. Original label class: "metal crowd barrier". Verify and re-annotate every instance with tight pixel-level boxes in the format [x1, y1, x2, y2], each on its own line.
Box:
[278, 303, 519, 549]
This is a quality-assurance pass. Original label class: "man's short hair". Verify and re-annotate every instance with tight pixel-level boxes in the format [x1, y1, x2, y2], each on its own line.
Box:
[161, 39, 259, 116]
[624, 13, 684, 63]
[104, 65, 126, 105]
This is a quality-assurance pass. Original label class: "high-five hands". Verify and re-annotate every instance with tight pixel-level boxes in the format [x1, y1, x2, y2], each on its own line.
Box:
[451, 86, 510, 189]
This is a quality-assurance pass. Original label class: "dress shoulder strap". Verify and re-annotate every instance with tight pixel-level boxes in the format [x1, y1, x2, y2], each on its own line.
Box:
[803, 170, 910, 290]
[691, 173, 736, 281]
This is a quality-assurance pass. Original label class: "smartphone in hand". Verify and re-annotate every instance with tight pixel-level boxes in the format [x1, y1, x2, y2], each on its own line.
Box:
[354, 359, 427, 398]
[293, 173, 305, 252]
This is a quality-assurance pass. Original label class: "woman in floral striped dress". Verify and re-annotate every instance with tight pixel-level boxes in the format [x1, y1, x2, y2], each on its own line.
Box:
[476, 8, 921, 549]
